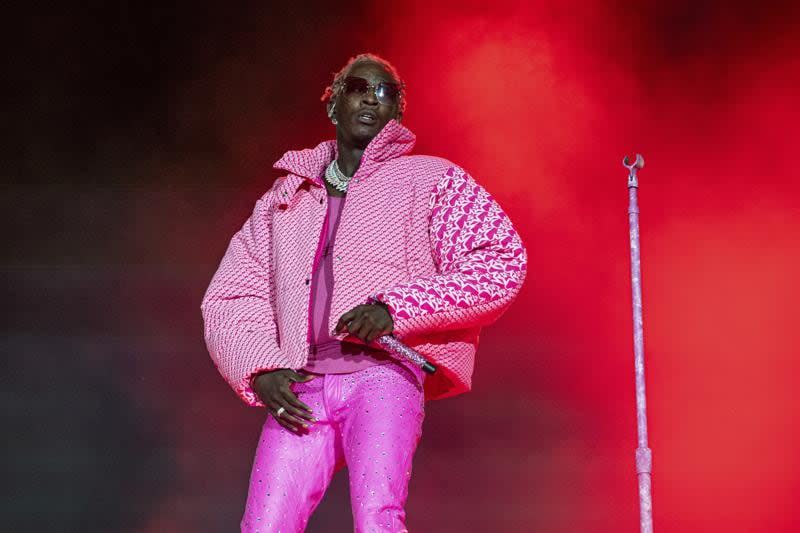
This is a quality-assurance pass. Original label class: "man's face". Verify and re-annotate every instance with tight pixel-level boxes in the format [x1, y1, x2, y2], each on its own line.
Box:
[331, 62, 402, 146]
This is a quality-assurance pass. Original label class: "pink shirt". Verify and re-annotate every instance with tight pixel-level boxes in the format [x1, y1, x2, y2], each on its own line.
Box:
[302, 194, 394, 374]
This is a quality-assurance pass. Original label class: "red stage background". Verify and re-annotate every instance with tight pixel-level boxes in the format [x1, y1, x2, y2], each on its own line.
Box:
[4, 2, 798, 532]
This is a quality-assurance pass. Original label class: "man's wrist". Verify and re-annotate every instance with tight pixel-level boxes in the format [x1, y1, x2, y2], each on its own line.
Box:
[252, 368, 283, 386]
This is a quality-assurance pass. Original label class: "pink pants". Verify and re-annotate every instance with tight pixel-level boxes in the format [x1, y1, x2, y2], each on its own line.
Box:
[241, 362, 426, 532]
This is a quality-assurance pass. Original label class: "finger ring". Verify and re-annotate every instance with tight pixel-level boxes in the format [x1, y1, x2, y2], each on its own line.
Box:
[276, 406, 286, 418]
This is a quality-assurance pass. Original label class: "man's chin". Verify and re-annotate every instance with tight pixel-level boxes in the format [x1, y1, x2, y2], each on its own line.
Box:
[349, 123, 385, 145]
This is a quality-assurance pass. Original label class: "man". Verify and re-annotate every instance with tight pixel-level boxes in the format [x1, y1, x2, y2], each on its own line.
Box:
[201, 53, 527, 532]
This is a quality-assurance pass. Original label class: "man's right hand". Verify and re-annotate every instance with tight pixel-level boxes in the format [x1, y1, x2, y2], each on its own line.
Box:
[253, 369, 316, 433]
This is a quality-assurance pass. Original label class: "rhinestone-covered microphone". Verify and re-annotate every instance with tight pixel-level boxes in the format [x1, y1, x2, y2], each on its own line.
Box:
[376, 335, 437, 374]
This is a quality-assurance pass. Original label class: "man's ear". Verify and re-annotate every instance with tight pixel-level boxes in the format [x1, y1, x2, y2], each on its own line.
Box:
[327, 100, 337, 124]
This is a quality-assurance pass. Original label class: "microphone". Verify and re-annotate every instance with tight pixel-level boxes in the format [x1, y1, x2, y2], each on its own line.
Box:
[375, 335, 437, 374]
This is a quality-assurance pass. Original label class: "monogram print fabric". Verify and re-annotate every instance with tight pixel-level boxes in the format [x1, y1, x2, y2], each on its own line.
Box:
[201, 120, 527, 406]
[370, 166, 527, 337]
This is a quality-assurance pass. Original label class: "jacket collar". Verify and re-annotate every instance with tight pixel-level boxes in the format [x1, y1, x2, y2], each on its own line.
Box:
[272, 120, 416, 201]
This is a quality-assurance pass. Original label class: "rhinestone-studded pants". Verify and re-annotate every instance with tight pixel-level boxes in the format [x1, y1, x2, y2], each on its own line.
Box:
[241, 362, 426, 532]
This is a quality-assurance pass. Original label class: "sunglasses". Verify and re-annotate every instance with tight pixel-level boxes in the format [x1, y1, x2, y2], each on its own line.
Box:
[340, 76, 402, 105]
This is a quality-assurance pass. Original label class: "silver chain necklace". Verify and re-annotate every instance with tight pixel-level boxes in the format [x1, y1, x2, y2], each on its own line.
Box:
[324, 160, 352, 192]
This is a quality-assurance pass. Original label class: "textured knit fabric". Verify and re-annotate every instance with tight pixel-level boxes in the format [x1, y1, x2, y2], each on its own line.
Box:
[303, 194, 393, 374]
[240, 362, 425, 532]
[201, 119, 527, 406]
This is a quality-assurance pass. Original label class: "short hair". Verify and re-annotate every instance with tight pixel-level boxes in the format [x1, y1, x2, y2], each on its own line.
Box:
[320, 53, 407, 114]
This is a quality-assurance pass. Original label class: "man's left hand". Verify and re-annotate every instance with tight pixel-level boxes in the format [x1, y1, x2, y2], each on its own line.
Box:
[335, 303, 394, 344]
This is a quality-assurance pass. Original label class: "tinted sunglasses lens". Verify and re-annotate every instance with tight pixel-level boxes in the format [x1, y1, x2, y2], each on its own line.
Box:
[375, 83, 399, 103]
[343, 77, 369, 94]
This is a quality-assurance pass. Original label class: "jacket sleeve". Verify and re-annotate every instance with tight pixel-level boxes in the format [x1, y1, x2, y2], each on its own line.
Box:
[200, 186, 288, 407]
[370, 166, 527, 339]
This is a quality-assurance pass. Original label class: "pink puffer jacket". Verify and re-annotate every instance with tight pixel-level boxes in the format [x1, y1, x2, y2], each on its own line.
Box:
[201, 120, 527, 406]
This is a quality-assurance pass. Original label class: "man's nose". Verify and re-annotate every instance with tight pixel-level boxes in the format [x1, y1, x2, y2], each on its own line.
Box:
[361, 87, 379, 105]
